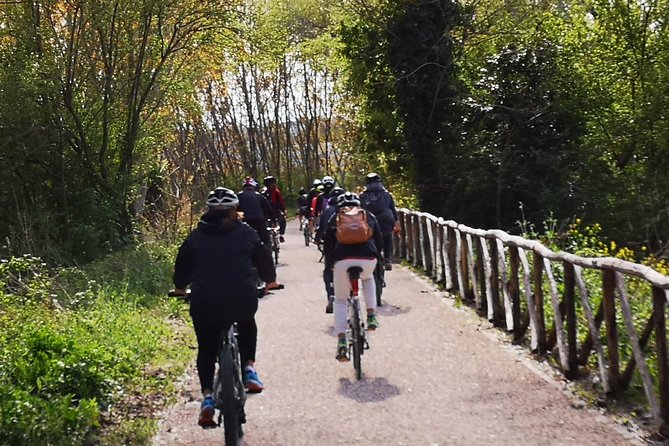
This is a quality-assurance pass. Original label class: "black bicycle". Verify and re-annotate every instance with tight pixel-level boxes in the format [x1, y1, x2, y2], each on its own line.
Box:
[346, 266, 369, 380]
[169, 291, 249, 445]
[267, 219, 280, 264]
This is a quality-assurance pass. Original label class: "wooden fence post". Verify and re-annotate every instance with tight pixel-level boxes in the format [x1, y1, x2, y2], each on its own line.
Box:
[509, 246, 521, 343]
[654, 286, 669, 435]
[533, 252, 547, 354]
[563, 262, 578, 379]
[603, 269, 620, 394]
[413, 214, 421, 267]
[490, 238, 502, 326]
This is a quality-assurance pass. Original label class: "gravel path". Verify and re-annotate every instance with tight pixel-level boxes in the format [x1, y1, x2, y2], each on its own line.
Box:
[152, 220, 642, 446]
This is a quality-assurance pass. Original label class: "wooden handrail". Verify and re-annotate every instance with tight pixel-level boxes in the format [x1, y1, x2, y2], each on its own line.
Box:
[395, 209, 669, 434]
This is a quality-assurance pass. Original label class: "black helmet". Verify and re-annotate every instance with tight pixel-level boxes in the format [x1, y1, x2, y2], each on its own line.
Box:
[337, 191, 360, 208]
[331, 186, 345, 198]
[365, 172, 382, 184]
[263, 175, 277, 186]
[299, 187, 306, 195]
[206, 187, 239, 209]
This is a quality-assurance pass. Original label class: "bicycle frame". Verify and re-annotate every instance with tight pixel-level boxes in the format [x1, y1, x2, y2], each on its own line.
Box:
[213, 323, 247, 445]
[346, 267, 368, 380]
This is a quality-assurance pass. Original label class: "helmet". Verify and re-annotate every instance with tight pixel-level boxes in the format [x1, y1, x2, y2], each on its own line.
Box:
[316, 184, 324, 192]
[299, 187, 306, 195]
[331, 186, 345, 198]
[263, 175, 276, 186]
[365, 172, 382, 184]
[206, 187, 239, 209]
[311, 179, 322, 188]
[337, 191, 360, 208]
[242, 177, 257, 188]
[322, 175, 335, 188]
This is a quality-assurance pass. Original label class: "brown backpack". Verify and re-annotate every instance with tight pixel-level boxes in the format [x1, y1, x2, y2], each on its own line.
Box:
[336, 206, 373, 245]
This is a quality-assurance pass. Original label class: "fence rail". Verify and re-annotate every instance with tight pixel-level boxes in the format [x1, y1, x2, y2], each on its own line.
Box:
[394, 209, 669, 434]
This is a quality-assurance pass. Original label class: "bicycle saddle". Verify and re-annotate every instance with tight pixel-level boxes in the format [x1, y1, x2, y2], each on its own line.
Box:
[347, 266, 363, 278]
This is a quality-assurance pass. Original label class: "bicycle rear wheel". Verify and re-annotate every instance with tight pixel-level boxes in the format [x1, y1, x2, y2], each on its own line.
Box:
[218, 347, 242, 446]
[303, 226, 310, 246]
[350, 298, 363, 380]
[273, 234, 280, 263]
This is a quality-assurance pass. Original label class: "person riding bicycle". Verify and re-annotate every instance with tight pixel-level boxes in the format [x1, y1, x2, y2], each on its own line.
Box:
[171, 187, 278, 427]
[322, 191, 383, 361]
[297, 187, 310, 228]
[314, 186, 345, 313]
[238, 177, 274, 250]
[314, 175, 336, 219]
[262, 175, 287, 243]
[360, 172, 398, 271]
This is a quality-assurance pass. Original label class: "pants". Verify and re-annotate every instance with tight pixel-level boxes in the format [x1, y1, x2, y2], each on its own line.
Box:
[323, 265, 334, 298]
[190, 299, 258, 393]
[246, 218, 270, 249]
[382, 231, 393, 262]
[333, 257, 377, 334]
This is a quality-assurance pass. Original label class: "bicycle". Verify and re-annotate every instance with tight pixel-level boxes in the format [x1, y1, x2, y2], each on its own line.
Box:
[267, 219, 280, 264]
[302, 217, 312, 246]
[169, 290, 256, 446]
[346, 266, 369, 380]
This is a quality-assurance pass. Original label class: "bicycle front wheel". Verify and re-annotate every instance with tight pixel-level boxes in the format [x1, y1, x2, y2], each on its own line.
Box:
[350, 299, 363, 380]
[219, 348, 242, 446]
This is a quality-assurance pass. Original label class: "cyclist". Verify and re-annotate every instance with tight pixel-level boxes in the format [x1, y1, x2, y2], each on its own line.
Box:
[310, 183, 324, 231]
[297, 187, 310, 230]
[360, 172, 398, 270]
[171, 187, 278, 427]
[314, 175, 336, 218]
[262, 175, 287, 243]
[238, 177, 273, 250]
[321, 192, 383, 361]
[314, 186, 345, 313]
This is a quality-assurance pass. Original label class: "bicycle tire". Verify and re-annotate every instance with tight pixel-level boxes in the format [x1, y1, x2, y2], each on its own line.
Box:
[219, 347, 241, 446]
[374, 263, 384, 307]
[350, 298, 363, 380]
[273, 234, 280, 263]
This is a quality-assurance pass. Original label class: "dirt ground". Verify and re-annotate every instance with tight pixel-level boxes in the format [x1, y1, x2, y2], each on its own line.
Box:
[152, 220, 647, 446]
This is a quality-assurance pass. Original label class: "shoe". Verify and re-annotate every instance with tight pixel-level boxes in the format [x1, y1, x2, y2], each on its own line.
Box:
[325, 295, 334, 314]
[198, 395, 217, 427]
[279, 235, 285, 243]
[244, 367, 264, 393]
[367, 314, 379, 331]
[384, 260, 392, 271]
[336, 338, 349, 362]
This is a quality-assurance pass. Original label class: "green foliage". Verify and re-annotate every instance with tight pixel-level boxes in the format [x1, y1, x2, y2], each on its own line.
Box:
[0, 241, 190, 445]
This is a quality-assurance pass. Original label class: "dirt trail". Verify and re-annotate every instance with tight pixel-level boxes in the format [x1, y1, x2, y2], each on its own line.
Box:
[152, 220, 642, 446]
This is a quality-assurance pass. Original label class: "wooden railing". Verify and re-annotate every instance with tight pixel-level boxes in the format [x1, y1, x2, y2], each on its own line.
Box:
[395, 209, 669, 434]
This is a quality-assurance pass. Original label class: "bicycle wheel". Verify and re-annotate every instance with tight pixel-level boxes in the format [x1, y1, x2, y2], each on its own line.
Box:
[350, 298, 363, 380]
[219, 347, 242, 446]
[273, 234, 280, 263]
[374, 263, 384, 307]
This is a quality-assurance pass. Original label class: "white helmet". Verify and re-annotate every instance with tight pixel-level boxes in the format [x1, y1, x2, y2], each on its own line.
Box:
[206, 187, 239, 209]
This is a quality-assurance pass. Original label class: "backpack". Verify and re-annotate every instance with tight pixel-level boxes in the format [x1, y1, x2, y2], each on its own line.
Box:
[362, 190, 388, 217]
[336, 206, 374, 245]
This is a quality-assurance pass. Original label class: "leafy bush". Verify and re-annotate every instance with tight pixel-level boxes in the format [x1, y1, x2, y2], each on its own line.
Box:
[0, 240, 190, 445]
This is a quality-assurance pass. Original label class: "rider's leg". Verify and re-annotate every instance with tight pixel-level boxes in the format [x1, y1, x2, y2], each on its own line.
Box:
[323, 265, 335, 313]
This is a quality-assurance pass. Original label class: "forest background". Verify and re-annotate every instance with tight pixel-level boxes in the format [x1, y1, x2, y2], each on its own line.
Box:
[1, 0, 669, 444]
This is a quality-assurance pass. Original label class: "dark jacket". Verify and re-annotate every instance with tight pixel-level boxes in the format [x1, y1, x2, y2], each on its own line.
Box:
[322, 208, 383, 268]
[173, 213, 276, 307]
[238, 188, 273, 221]
[360, 182, 397, 233]
[314, 195, 338, 244]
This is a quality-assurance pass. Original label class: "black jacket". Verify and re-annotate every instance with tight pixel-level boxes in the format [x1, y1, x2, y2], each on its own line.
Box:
[173, 213, 276, 305]
[322, 208, 383, 268]
[237, 189, 273, 221]
[360, 182, 397, 233]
